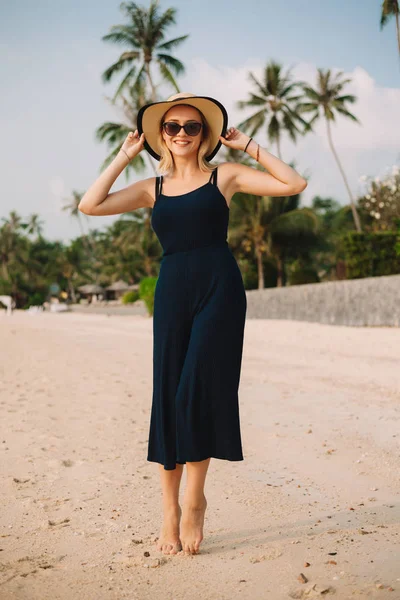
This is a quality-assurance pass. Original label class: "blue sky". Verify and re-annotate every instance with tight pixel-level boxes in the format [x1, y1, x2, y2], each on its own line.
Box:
[1, 0, 399, 242]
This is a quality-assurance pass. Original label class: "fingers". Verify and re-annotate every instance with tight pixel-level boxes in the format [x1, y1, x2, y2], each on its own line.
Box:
[225, 127, 238, 138]
[128, 131, 145, 143]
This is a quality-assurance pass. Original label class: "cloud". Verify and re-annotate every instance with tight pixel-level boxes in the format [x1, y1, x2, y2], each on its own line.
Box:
[179, 58, 400, 204]
[181, 59, 400, 152]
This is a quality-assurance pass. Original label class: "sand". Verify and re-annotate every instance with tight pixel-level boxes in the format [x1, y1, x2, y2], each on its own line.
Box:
[1, 310, 399, 599]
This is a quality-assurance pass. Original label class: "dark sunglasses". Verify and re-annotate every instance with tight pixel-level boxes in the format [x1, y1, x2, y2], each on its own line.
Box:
[162, 121, 203, 136]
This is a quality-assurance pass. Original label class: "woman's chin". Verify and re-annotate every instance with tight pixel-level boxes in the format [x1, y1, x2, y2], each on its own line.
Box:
[170, 146, 196, 157]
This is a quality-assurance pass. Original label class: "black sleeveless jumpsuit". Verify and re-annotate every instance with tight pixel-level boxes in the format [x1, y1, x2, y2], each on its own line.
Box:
[147, 167, 247, 470]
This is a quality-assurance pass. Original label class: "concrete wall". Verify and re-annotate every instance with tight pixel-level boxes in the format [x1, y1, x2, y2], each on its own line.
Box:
[245, 274, 400, 327]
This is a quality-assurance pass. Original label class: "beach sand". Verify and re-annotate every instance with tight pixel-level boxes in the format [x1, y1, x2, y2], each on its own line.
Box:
[1, 310, 399, 599]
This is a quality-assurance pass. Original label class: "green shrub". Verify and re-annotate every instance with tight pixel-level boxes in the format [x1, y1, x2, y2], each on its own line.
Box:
[289, 268, 319, 285]
[121, 290, 139, 304]
[139, 277, 158, 316]
[26, 291, 47, 308]
[237, 257, 278, 289]
[342, 232, 400, 279]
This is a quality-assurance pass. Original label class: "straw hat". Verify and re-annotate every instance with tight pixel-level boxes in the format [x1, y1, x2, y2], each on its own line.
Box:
[137, 93, 228, 162]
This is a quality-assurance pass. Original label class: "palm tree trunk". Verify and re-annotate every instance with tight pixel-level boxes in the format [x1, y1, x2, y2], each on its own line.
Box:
[255, 246, 264, 289]
[1, 260, 9, 281]
[396, 11, 400, 56]
[145, 61, 157, 102]
[276, 129, 282, 160]
[325, 118, 362, 232]
[67, 279, 77, 303]
[276, 254, 284, 287]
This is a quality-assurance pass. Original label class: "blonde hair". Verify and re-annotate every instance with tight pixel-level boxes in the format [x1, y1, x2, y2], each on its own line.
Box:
[156, 101, 216, 176]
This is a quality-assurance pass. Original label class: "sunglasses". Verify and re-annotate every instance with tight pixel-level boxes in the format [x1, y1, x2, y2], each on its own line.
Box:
[162, 121, 203, 136]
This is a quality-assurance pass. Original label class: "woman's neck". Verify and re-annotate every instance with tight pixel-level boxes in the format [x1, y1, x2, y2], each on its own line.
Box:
[169, 155, 200, 180]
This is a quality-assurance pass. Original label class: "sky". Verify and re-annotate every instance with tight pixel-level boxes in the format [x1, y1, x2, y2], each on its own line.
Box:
[1, 0, 399, 243]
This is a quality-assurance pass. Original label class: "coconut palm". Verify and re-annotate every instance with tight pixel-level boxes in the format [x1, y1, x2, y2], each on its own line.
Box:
[0, 213, 29, 298]
[62, 191, 89, 237]
[297, 68, 362, 232]
[1, 210, 23, 231]
[236, 60, 309, 160]
[24, 213, 44, 239]
[62, 191, 99, 268]
[117, 211, 162, 278]
[95, 78, 152, 179]
[58, 241, 88, 303]
[228, 179, 317, 288]
[101, 0, 188, 103]
[380, 0, 400, 57]
[268, 206, 320, 286]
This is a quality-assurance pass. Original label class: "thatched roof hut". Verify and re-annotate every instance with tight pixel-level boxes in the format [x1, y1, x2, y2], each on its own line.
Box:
[78, 284, 105, 294]
[105, 280, 130, 292]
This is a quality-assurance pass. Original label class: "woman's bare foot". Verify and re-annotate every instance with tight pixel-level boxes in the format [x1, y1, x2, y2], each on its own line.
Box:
[180, 493, 207, 555]
[156, 504, 182, 555]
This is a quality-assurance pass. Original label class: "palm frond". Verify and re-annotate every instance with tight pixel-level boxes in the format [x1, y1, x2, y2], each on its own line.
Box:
[236, 109, 267, 137]
[157, 60, 180, 92]
[110, 65, 140, 101]
[101, 53, 140, 85]
[156, 53, 185, 75]
[157, 34, 189, 50]
[101, 27, 140, 48]
[248, 71, 267, 96]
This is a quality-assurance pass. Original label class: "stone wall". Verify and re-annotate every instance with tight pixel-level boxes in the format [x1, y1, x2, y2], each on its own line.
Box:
[245, 274, 400, 327]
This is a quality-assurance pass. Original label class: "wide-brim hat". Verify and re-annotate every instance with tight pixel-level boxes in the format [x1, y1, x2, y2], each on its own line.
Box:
[137, 93, 228, 162]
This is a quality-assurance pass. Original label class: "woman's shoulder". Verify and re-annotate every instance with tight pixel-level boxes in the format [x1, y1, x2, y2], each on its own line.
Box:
[214, 161, 245, 186]
[215, 161, 243, 176]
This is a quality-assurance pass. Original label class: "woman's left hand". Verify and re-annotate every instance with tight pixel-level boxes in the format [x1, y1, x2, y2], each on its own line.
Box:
[219, 127, 251, 151]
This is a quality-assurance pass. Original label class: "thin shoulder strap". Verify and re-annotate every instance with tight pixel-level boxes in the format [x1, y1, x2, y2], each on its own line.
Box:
[155, 176, 160, 202]
[209, 167, 218, 185]
[154, 175, 163, 202]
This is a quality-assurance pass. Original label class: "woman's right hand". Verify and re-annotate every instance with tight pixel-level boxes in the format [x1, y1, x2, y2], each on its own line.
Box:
[120, 130, 146, 161]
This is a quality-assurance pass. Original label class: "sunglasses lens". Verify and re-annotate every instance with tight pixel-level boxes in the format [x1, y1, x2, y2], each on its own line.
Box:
[163, 122, 180, 136]
[185, 122, 202, 136]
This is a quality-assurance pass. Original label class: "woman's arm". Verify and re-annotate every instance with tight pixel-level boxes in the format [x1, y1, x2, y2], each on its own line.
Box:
[78, 131, 151, 216]
[219, 128, 307, 197]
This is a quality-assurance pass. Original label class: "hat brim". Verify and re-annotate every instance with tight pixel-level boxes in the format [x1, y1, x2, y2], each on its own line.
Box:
[137, 96, 228, 162]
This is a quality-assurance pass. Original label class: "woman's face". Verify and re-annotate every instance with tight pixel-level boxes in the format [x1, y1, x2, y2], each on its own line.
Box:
[160, 104, 204, 159]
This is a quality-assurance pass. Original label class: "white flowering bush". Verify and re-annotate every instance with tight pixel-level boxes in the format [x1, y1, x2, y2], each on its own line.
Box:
[357, 165, 400, 231]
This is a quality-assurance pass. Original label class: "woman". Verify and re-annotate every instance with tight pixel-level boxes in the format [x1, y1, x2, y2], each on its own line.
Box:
[79, 92, 307, 557]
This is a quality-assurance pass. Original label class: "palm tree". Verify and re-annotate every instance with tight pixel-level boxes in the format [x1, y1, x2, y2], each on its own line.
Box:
[58, 241, 88, 303]
[24, 213, 44, 239]
[117, 211, 162, 277]
[1, 210, 23, 231]
[0, 212, 29, 298]
[298, 68, 362, 232]
[236, 60, 309, 160]
[101, 0, 188, 103]
[228, 180, 316, 288]
[380, 0, 400, 57]
[96, 79, 152, 179]
[268, 206, 320, 286]
[62, 192, 98, 269]
[62, 191, 89, 238]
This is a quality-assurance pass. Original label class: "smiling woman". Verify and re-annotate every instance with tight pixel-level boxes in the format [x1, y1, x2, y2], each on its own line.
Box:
[78, 91, 307, 557]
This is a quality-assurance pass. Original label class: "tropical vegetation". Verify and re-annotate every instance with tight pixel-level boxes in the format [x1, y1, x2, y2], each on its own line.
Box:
[1, 0, 399, 310]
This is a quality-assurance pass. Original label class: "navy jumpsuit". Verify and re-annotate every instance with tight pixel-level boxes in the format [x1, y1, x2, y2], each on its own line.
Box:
[147, 166, 247, 470]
